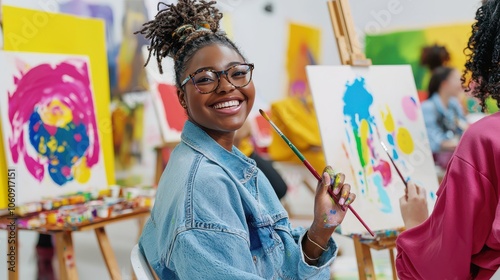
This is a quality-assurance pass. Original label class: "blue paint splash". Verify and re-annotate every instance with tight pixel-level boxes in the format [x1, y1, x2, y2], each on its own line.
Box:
[29, 111, 90, 185]
[343, 78, 374, 131]
[373, 173, 392, 213]
[387, 134, 394, 145]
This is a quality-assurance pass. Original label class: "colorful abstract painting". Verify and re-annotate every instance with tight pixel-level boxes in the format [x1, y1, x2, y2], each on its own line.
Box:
[286, 22, 321, 97]
[112, 92, 162, 187]
[58, 0, 149, 96]
[143, 47, 187, 143]
[307, 65, 439, 234]
[0, 51, 108, 205]
[1, 6, 114, 208]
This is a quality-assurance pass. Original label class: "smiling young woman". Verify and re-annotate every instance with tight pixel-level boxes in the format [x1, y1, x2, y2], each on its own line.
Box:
[135, 1, 356, 279]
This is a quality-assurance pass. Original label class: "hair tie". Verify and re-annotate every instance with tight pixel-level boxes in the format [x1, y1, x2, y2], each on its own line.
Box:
[172, 24, 196, 40]
[172, 23, 213, 45]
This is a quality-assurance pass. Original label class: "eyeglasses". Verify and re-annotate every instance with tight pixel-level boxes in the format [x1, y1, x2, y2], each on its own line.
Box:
[180, 63, 254, 94]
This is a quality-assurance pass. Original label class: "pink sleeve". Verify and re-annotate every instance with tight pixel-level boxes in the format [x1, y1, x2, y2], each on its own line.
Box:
[396, 155, 496, 279]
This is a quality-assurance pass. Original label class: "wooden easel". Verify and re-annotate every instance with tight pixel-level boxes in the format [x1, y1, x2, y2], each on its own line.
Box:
[327, 1, 397, 279]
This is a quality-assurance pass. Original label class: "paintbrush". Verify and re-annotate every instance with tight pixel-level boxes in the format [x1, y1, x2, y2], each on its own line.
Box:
[259, 109, 375, 237]
[373, 123, 409, 188]
[380, 141, 408, 188]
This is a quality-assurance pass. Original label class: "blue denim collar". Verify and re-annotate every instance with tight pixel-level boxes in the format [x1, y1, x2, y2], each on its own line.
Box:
[181, 120, 257, 182]
[431, 93, 460, 115]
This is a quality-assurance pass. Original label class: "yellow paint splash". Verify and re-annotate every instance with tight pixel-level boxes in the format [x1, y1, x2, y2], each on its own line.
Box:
[360, 119, 370, 167]
[396, 127, 414, 154]
[73, 157, 91, 183]
[40, 99, 73, 127]
[381, 105, 395, 133]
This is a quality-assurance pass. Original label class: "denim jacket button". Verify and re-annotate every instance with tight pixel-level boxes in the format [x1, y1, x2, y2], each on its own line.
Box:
[253, 256, 257, 263]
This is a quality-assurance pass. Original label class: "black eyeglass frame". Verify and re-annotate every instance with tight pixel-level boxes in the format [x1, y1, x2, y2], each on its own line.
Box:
[180, 63, 255, 94]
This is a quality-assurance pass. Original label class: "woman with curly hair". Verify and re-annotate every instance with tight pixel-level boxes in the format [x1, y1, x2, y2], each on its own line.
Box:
[396, 0, 500, 279]
[135, 1, 356, 279]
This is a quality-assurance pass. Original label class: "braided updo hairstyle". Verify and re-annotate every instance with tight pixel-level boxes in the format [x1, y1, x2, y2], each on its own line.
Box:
[463, 0, 500, 112]
[136, 0, 246, 88]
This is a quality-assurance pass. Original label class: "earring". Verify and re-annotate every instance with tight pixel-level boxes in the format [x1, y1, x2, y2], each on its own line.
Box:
[180, 101, 187, 108]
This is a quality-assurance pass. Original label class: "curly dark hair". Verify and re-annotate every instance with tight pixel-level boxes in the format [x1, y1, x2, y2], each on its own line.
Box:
[420, 44, 450, 72]
[463, 0, 500, 112]
[135, 0, 246, 88]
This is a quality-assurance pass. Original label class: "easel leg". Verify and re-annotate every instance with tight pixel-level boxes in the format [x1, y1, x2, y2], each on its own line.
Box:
[95, 227, 121, 280]
[353, 236, 375, 280]
[7, 226, 18, 280]
[390, 248, 397, 280]
[54, 231, 78, 280]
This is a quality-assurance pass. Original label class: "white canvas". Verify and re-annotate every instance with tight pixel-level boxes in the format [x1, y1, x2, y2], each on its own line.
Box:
[0, 51, 108, 205]
[307, 65, 439, 234]
[143, 46, 187, 144]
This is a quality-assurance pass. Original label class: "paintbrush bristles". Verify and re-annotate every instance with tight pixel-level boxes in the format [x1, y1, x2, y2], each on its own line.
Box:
[259, 109, 271, 121]
[259, 109, 285, 136]
[380, 141, 389, 152]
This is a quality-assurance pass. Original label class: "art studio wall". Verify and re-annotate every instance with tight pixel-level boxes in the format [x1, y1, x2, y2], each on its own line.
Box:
[1, 0, 480, 100]
[0, 0, 482, 196]
[227, 0, 478, 103]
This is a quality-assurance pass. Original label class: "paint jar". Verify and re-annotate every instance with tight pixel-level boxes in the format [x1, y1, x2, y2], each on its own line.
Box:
[47, 212, 58, 225]
[38, 213, 47, 225]
[96, 206, 109, 218]
[52, 199, 62, 209]
[61, 198, 69, 206]
[85, 200, 104, 219]
[28, 218, 41, 229]
[109, 185, 121, 198]
[91, 188, 100, 200]
[82, 192, 92, 202]
[125, 188, 140, 201]
[69, 196, 80, 205]
[42, 200, 53, 211]
[145, 197, 155, 208]
[22, 202, 40, 214]
[15, 205, 27, 216]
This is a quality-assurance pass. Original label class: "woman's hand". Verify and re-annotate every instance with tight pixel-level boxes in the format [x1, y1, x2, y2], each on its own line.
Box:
[309, 166, 356, 245]
[399, 182, 429, 230]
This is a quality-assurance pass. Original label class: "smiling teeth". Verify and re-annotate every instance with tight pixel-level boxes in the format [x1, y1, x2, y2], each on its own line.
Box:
[213, 100, 240, 109]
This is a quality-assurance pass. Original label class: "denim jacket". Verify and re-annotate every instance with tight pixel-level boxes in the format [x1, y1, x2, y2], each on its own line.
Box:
[421, 94, 467, 153]
[139, 121, 337, 279]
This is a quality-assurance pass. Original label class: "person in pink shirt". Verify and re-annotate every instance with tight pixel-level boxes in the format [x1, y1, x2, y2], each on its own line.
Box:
[396, 0, 500, 279]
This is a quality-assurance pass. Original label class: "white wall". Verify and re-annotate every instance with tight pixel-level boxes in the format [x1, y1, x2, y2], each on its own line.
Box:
[1, 0, 480, 101]
[224, 0, 480, 103]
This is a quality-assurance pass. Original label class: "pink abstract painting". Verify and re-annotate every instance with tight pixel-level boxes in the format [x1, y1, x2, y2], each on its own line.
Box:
[0, 51, 108, 204]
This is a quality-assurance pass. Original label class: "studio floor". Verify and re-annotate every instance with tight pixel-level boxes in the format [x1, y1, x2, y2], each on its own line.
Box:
[0, 217, 394, 280]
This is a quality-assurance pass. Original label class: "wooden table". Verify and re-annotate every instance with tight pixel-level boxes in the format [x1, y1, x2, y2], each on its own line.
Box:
[3, 208, 150, 280]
